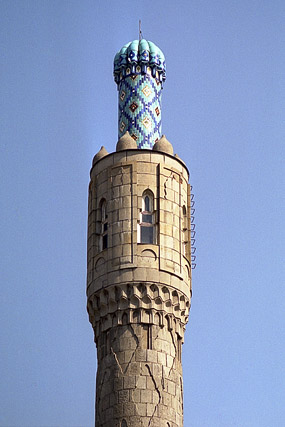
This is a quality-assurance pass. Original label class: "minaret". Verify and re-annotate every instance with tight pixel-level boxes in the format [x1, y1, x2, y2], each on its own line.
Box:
[87, 39, 193, 427]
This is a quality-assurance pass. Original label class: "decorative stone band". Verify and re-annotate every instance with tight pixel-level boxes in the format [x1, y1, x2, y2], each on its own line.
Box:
[118, 74, 162, 149]
[87, 282, 190, 341]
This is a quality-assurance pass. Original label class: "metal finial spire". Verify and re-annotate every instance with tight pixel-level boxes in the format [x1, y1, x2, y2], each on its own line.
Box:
[139, 20, 143, 41]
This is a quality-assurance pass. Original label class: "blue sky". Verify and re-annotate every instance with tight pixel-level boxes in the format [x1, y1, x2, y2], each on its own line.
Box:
[1, 1, 284, 426]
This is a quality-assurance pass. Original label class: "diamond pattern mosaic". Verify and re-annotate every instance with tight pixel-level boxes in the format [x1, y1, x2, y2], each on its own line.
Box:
[119, 121, 126, 133]
[114, 39, 166, 149]
[129, 102, 139, 113]
[120, 90, 126, 101]
[142, 85, 151, 97]
[118, 74, 162, 149]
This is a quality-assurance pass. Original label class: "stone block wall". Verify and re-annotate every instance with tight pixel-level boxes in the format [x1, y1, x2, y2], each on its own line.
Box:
[87, 149, 192, 426]
[95, 322, 183, 427]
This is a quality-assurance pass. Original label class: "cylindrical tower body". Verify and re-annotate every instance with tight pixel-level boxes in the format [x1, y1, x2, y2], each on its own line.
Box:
[87, 148, 192, 427]
[114, 40, 166, 149]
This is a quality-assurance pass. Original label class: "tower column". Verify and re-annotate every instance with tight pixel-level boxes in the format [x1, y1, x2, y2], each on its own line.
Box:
[94, 316, 183, 427]
[87, 147, 192, 426]
[87, 39, 193, 427]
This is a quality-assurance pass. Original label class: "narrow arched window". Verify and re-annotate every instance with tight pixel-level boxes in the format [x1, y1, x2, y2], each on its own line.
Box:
[139, 190, 155, 244]
[99, 199, 108, 250]
[177, 335, 182, 362]
[182, 205, 187, 257]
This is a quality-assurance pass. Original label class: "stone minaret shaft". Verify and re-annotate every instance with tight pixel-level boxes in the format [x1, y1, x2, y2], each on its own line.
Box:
[87, 39, 192, 427]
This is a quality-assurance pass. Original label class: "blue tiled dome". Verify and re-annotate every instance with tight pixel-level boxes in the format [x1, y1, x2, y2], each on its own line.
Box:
[114, 39, 166, 85]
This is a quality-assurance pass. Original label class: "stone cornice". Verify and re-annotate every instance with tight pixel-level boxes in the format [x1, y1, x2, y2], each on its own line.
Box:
[87, 281, 190, 342]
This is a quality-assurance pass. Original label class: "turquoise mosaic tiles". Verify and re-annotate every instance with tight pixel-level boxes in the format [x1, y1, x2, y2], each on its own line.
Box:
[118, 73, 162, 149]
[114, 39, 166, 149]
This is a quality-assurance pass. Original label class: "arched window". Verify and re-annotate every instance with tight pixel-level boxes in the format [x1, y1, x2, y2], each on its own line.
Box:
[139, 190, 156, 244]
[99, 199, 108, 250]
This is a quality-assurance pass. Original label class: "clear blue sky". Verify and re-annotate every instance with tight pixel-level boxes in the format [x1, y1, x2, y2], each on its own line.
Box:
[1, 1, 284, 426]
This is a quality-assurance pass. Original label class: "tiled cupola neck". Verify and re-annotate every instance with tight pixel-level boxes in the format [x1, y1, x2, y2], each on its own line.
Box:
[113, 39, 166, 149]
